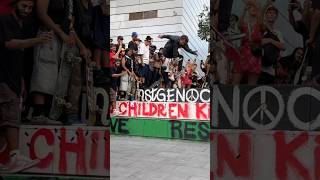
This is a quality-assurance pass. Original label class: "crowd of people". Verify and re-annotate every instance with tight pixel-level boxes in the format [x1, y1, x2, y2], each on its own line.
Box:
[109, 33, 214, 113]
[212, 0, 320, 85]
[0, 0, 108, 172]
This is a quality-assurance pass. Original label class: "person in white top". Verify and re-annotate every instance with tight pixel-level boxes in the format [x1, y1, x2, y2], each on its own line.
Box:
[138, 36, 152, 65]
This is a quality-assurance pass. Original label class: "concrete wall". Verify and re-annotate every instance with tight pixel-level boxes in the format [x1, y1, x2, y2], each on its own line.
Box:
[110, 0, 184, 50]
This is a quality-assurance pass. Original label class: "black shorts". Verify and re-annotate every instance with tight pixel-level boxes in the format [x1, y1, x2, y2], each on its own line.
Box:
[0, 83, 21, 128]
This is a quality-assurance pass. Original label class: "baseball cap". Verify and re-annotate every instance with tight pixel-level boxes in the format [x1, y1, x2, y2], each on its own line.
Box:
[132, 32, 138, 37]
[145, 36, 153, 41]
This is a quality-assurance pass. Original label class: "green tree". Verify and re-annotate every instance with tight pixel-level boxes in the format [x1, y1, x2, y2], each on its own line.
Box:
[198, 5, 210, 42]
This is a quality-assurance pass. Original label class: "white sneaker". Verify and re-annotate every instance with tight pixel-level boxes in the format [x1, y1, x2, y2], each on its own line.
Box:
[0, 152, 40, 174]
[29, 116, 63, 125]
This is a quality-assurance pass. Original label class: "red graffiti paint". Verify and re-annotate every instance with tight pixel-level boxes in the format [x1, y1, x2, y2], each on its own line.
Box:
[158, 103, 166, 117]
[217, 133, 251, 177]
[274, 131, 311, 180]
[168, 103, 177, 119]
[128, 102, 137, 117]
[149, 103, 158, 116]
[119, 102, 127, 115]
[196, 103, 208, 119]
[142, 103, 150, 116]
[177, 103, 188, 118]
[315, 135, 320, 180]
[0, 140, 10, 165]
[104, 130, 110, 170]
[90, 132, 99, 169]
[59, 128, 86, 175]
[116, 101, 210, 120]
[29, 128, 54, 168]
[210, 132, 214, 142]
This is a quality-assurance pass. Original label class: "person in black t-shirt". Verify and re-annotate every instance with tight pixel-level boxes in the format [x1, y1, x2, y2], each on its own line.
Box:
[307, 0, 320, 83]
[128, 32, 139, 54]
[110, 59, 125, 116]
[158, 34, 197, 59]
[0, 0, 53, 173]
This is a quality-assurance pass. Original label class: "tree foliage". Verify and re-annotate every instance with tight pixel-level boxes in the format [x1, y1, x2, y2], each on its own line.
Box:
[198, 5, 210, 42]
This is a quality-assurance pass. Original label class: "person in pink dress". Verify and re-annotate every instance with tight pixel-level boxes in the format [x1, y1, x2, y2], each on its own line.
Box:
[232, 1, 263, 85]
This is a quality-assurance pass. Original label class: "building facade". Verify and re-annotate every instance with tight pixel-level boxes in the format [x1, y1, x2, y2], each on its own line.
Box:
[110, 0, 209, 63]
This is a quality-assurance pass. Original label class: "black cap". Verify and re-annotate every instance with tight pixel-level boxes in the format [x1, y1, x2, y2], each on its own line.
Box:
[146, 36, 153, 41]
[117, 36, 123, 40]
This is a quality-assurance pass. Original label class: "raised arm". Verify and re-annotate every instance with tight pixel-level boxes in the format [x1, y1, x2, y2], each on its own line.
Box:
[158, 34, 175, 40]
[37, 0, 73, 46]
[183, 44, 198, 55]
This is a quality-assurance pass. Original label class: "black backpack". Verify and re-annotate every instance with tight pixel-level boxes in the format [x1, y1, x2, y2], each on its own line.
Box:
[262, 30, 280, 67]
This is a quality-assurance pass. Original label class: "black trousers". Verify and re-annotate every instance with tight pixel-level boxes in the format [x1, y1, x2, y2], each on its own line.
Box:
[258, 72, 275, 85]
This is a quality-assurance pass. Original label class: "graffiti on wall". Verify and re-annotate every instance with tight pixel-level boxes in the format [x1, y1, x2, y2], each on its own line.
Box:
[117, 88, 210, 121]
[0, 126, 110, 177]
[211, 130, 320, 180]
[116, 101, 210, 120]
[211, 86, 320, 130]
[211, 85, 320, 179]
[110, 118, 210, 141]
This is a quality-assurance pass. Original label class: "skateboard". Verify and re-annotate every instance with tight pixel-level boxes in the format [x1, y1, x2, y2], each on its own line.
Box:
[49, 46, 82, 121]
[294, 47, 309, 85]
[86, 59, 97, 126]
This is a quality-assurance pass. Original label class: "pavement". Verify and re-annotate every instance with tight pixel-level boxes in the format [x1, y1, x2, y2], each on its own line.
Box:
[110, 135, 209, 180]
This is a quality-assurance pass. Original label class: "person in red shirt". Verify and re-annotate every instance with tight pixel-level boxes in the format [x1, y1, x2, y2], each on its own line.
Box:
[0, 0, 12, 15]
[109, 43, 122, 67]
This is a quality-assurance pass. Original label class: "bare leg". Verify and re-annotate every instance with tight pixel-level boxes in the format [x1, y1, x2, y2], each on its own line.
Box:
[5, 127, 19, 151]
[33, 93, 45, 105]
[32, 93, 46, 117]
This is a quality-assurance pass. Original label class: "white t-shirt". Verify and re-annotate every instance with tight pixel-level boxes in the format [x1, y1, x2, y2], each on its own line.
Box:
[138, 43, 150, 65]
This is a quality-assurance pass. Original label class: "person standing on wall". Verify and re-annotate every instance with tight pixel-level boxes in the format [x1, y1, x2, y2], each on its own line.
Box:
[258, 5, 286, 84]
[232, 1, 263, 85]
[306, 0, 320, 84]
[0, 0, 53, 173]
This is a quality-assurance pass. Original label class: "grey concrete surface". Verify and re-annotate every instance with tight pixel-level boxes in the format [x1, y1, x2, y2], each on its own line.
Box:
[111, 135, 209, 180]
